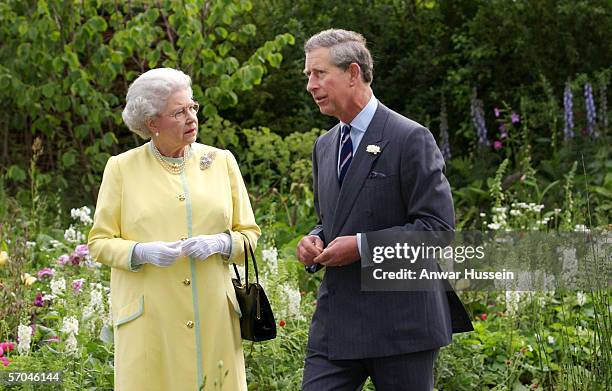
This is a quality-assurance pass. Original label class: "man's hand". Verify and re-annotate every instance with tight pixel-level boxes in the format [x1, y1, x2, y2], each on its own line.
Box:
[297, 235, 324, 266]
[313, 235, 359, 267]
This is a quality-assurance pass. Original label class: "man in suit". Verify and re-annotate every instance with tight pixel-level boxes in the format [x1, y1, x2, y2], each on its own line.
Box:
[297, 29, 473, 390]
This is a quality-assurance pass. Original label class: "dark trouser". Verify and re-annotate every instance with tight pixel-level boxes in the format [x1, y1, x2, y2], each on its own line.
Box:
[302, 348, 439, 391]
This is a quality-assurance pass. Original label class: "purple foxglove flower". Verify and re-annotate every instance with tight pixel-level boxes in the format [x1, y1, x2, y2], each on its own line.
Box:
[599, 81, 608, 131]
[439, 99, 451, 161]
[584, 82, 597, 137]
[37, 268, 55, 279]
[74, 244, 89, 258]
[494, 107, 501, 117]
[493, 140, 503, 151]
[564, 82, 575, 140]
[471, 89, 489, 146]
[500, 131, 508, 139]
[511, 112, 520, 124]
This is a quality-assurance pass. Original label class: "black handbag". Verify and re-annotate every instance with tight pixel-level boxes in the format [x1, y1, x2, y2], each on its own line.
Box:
[232, 240, 276, 341]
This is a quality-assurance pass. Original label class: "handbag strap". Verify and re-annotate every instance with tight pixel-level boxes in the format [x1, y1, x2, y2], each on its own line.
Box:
[232, 235, 260, 286]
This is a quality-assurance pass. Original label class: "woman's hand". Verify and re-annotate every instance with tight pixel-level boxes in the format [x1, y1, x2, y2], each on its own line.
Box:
[132, 241, 182, 267]
[181, 234, 231, 260]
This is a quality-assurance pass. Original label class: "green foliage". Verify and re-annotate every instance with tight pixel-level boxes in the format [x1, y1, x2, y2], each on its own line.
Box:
[0, 0, 293, 207]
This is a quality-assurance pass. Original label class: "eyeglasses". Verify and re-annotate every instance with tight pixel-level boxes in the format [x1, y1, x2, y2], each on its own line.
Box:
[165, 102, 200, 121]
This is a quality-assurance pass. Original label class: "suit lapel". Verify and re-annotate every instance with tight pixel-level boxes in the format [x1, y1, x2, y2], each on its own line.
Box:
[330, 105, 390, 237]
[319, 125, 341, 223]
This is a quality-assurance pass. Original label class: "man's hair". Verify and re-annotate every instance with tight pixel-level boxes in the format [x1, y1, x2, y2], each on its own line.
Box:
[305, 29, 373, 83]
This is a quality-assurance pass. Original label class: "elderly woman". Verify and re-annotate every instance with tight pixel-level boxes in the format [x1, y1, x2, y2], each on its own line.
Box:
[88, 68, 259, 391]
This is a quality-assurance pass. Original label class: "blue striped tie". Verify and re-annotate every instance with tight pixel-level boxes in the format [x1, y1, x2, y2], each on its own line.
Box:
[338, 124, 353, 184]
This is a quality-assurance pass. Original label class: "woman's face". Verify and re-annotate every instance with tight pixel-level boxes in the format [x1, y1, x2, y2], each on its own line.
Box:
[150, 89, 198, 156]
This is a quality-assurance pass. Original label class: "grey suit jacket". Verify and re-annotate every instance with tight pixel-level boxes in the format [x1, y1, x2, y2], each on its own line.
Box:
[307, 103, 473, 360]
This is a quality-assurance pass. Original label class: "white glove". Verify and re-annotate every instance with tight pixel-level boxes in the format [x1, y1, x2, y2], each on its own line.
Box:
[132, 241, 182, 267]
[181, 233, 231, 261]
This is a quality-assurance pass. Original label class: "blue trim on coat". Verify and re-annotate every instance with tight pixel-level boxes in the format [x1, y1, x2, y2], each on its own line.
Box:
[114, 296, 144, 327]
[181, 169, 204, 390]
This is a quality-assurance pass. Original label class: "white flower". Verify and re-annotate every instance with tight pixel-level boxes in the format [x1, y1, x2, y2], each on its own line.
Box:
[42, 293, 56, 302]
[64, 332, 79, 357]
[279, 283, 303, 320]
[366, 144, 381, 155]
[479, 213, 486, 217]
[83, 286, 107, 331]
[547, 335, 556, 345]
[17, 324, 32, 355]
[50, 277, 66, 296]
[71, 206, 93, 225]
[487, 223, 501, 230]
[577, 291, 587, 306]
[262, 247, 278, 273]
[26, 241, 36, 249]
[64, 226, 85, 243]
[527, 344, 534, 352]
[505, 291, 522, 314]
[61, 316, 79, 335]
[574, 224, 590, 233]
[509, 209, 521, 216]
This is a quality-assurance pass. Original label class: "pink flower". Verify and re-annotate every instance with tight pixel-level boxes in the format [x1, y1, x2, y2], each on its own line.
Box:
[0, 356, 9, 366]
[0, 342, 15, 353]
[37, 267, 55, 279]
[33, 292, 44, 307]
[69, 254, 81, 266]
[494, 107, 501, 117]
[511, 112, 520, 124]
[480, 313, 488, 321]
[74, 244, 89, 258]
[72, 279, 85, 293]
[493, 140, 503, 151]
[0, 346, 4, 356]
[57, 254, 70, 266]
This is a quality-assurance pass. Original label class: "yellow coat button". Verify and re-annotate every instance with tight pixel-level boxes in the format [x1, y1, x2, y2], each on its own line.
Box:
[180, 236, 188, 241]
[178, 194, 186, 201]
[183, 278, 191, 286]
[186, 321, 194, 328]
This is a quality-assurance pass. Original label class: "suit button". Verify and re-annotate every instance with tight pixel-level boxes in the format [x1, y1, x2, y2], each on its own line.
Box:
[186, 321, 194, 328]
[183, 278, 191, 286]
[178, 194, 186, 201]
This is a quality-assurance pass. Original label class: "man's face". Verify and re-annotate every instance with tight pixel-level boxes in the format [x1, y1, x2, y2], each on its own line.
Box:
[304, 47, 352, 120]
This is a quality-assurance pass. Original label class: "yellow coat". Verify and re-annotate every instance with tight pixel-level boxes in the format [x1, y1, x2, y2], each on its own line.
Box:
[88, 142, 260, 391]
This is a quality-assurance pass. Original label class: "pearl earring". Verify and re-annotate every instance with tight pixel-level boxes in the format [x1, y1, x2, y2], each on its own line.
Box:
[155, 132, 160, 137]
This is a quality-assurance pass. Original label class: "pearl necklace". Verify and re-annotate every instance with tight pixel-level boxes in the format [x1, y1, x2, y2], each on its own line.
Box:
[150, 142, 190, 175]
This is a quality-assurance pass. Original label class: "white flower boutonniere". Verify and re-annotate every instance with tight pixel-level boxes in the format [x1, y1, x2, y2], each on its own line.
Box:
[200, 151, 217, 170]
[366, 144, 381, 155]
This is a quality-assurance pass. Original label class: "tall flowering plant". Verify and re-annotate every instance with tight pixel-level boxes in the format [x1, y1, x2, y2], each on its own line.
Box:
[471, 88, 489, 147]
[584, 82, 597, 138]
[439, 98, 452, 161]
[563, 82, 575, 141]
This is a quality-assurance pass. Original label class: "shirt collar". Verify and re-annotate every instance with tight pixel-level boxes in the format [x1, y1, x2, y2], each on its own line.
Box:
[340, 94, 379, 133]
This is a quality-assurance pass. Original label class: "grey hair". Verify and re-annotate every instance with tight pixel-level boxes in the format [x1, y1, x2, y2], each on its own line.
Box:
[304, 29, 373, 83]
[122, 68, 193, 139]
